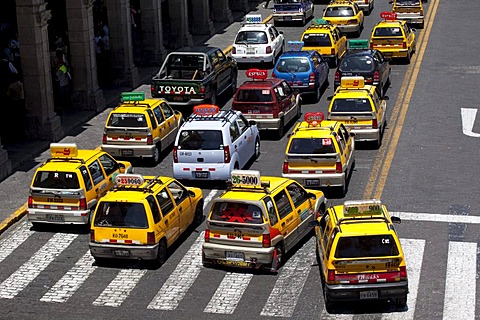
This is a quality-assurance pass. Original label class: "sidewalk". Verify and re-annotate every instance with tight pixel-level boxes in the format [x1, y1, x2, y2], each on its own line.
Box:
[0, 2, 273, 234]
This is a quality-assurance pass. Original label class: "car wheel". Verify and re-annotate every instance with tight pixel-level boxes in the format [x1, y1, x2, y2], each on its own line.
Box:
[151, 142, 161, 165]
[154, 239, 167, 268]
[396, 296, 408, 308]
[301, 14, 306, 26]
[331, 56, 338, 68]
[254, 138, 261, 159]
[338, 174, 347, 197]
[375, 127, 382, 149]
[312, 85, 321, 103]
[277, 118, 285, 140]
[315, 242, 321, 265]
[269, 245, 284, 273]
[406, 50, 411, 64]
[296, 103, 302, 119]
[192, 202, 204, 227]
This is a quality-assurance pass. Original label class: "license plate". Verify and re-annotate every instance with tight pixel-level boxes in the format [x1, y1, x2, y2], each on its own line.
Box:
[284, 16, 292, 21]
[194, 171, 209, 179]
[383, 52, 393, 57]
[226, 251, 245, 261]
[360, 290, 378, 299]
[121, 149, 133, 156]
[46, 214, 64, 222]
[174, 96, 185, 101]
[247, 48, 255, 54]
[305, 179, 320, 186]
[114, 249, 130, 257]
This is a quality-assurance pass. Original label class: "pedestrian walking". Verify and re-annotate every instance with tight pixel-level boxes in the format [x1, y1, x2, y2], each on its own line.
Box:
[55, 56, 71, 111]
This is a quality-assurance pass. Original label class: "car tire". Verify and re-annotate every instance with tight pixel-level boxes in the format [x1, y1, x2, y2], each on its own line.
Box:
[315, 242, 321, 265]
[331, 56, 338, 68]
[338, 174, 347, 197]
[406, 50, 411, 64]
[312, 85, 321, 103]
[323, 284, 335, 313]
[192, 202, 204, 227]
[151, 142, 161, 165]
[269, 245, 284, 273]
[296, 103, 302, 119]
[277, 118, 285, 140]
[154, 239, 167, 268]
[375, 127, 382, 149]
[254, 138, 261, 159]
[94, 257, 110, 266]
[230, 72, 237, 96]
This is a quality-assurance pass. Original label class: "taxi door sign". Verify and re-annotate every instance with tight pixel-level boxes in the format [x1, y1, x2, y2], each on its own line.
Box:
[50, 143, 78, 158]
[246, 69, 268, 80]
[340, 76, 365, 88]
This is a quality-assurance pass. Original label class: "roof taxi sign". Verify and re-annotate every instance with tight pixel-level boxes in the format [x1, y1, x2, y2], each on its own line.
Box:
[340, 76, 365, 88]
[50, 143, 79, 158]
[193, 104, 220, 116]
[115, 173, 145, 186]
[347, 39, 369, 50]
[121, 91, 145, 102]
[311, 18, 330, 27]
[245, 14, 262, 24]
[380, 11, 397, 21]
[231, 170, 261, 187]
[343, 199, 383, 217]
[304, 112, 324, 126]
[287, 41, 304, 52]
[246, 68, 268, 80]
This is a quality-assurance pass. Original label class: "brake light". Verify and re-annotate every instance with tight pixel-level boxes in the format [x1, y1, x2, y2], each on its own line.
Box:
[331, 48, 335, 55]
[223, 145, 231, 163]
[309, 72, 316, 88]
[150, 85, 155, 94]
[327, 269, 335, 282]
[204, 229, 210, 242]
[370, 42, 374, 49]
[147, 232, 155, 245]
[334, 71, 340, 83]
[79, 198, 87, 210]
[200, 86, 206, 94]
[90, 229, 95, 242]
[400, 266, 408, 280]
[146, 135, 153, 145]
[282, 161, 289, 174]
[372, 119, 378, 129]
[262, 233, 271, 248]
[102, 134, 107, 144]
[373, 71, 380, 82]
[28, 196, 33, 208]
[173, 146, 178, 163]
[364, 0, 368, 3]
[403, 42, 407, 49]
[420, 9, 423, 16]
[271, 71, 276, 78]
[266, 46, 272, 54]
[232, 47, 236, 54]
[335, 162, 342, 174]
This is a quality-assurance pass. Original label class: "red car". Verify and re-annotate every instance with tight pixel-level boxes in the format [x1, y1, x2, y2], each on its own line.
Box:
[232, 69, 302, 139]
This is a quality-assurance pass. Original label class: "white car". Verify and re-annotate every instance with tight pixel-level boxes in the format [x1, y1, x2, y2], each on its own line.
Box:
[173, 105, 261, 182]
[231, 14, 285, 67]
[353, 0, 374, 15]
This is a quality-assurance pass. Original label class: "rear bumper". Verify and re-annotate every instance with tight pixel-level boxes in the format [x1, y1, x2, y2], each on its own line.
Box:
[395, 13, 424, 25]
[282, 172, 345, 188]
[376, 48, 409, 58]
[336, 24, 361, 34]
[27, 209, 90, 225]
[102, 144, 156, 159]
[89, 242, 159, 260]
[243, 117, 281, 130]
[325, 281, 409, 302]
[350, 128, 381, 142]
[232, 54, 274, 64]
[173, 163, 233, 181]
[202, 242, 274, 268]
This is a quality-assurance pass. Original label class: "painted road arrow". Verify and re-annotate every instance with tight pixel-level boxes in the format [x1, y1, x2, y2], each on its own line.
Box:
[461, 108, 480, 137]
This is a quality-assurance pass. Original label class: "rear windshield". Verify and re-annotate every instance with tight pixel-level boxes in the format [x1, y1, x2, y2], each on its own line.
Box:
[331, 98, 373, 112]
[288, 138, 335, 154]
[373, 27, 403, 37]
[178, 130, 223, 150]
[302, 33, 332, 47]
[33, 171, 80, 189]
[235, 89, 273, 102]
[396, 0, 420, 5]
[276, 58, 311, 73]
[94, 202, 148, 228]
[339, 56, 375, 72]
[335, 235, 399, 258]
[107, 113, 147, 127]
[210, 202, 264, 224]
[235, 31, 268, 45]
[324, 7, 354, 17]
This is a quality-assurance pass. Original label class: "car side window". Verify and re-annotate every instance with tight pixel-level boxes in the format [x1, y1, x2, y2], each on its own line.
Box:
[88, 160, 105, 186]
[229, 122, 240, 142]
[273, 190, 293, 219]
[236, 116, 249, 134]
[286, 182, 309, 208]
[156, 188, 175, 217]
[153, 106, 165, 124]
[98, 153, 118, 176]
[281, 81, 293, 97]
[79, 166, 93, 191]
[272, 26, 279, 38]
[268, 28, 275, 41]
[146, 109, 158, 129]
[167, 180, 188, 204]
[335, 131, 346, 154]
[147, 195, 162, 224]
[340, 124, 350, 143]
[216, 49, 226, 64]
[264, 197, 278, 226]
[161, 102, 174, 119]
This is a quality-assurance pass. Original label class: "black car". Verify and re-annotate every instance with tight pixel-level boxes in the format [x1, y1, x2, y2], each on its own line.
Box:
[334, 47, 391, 97]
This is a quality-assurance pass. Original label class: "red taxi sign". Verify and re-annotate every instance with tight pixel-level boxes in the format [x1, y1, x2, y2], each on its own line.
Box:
[340, 76, 365, 88]
[50, 143, 78, 158]
[231, 170, 261, 187]
[246, 69, 268, 80]
[193, 104, 220, 116]
[304, 112, 324, 125]
[343, 199, 383, 217]
[115, 173, 145, 186]
[380, 11, 397, 20]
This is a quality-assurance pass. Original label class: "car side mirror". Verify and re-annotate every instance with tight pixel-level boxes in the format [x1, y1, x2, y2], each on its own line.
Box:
[391, 216, 401, 224]
[327, 96, 333, 101]
[308, 192, 317, 199]
[118, 163, 125, 169]
[412, 28, 417, 32]
[188, 190, 196, 197]
[383, 96, 390, 101]
[279, 30, 284, 34]
[388, 0, 393, 3]
[249, 120, 257, 126]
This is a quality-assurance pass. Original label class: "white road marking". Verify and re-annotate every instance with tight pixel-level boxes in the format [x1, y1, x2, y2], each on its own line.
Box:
[0, 233, 77, 299]
[261, 238, 315, 317]
[442, 241, 477, 320]
[382, 238, 425, 320]
[461, 108, 480, 137]
[0, 221, 34, 263]
[204, 272, 253, 314]
[40, 251, 96, 303]
[93, 268, 147, 307]
[147, 232, 204, 310]
[391, 211, 480, 225]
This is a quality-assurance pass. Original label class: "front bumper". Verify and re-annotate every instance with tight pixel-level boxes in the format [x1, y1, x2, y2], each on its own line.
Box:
[325, 281, 409, 302]
[89, 242, 159, 260]
[273, 13, 304, 22]
[102, 144, 156, 159]
[282, 172, 345, 188]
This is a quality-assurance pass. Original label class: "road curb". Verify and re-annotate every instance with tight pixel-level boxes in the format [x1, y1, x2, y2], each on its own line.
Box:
[0, 204, 27, 235]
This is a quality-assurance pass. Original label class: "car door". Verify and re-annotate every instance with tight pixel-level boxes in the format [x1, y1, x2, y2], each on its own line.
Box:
[305, 0, 314, 18]
[97, 153, 121, 191]
[338, 124, 354, 168]
[150, 106, 167, 147]
[229, 120, 246, 167]
[278, 81, 296, 124]
[313, 52, 328, 86]
[272, 26, 284, 53]
[236, 114, 255, 165]
[213, 49, 231, 93]
[335, 29, 347, 58]
[166, 180, 194, 234]
[156, 188, 180, 243]
[267, 27, 278, 56]
[159, 102, 178, 146]
[272, 189, 298, 252]
[317, 212, 334, 275]
[375, 51, 389, 88]
[285, 182, 315, 240]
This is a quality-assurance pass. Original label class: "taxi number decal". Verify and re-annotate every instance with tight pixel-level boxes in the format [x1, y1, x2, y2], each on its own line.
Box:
[227, 233, 243, 239]
[385, 261, 400, 268]
[112, 233, 128, 239]
[262, 90, 270, 95]
[47, 198, 64, 203]
[322, 139, 332, 146]
[344, 119, 358, 124]
[248, 110, 260, 114]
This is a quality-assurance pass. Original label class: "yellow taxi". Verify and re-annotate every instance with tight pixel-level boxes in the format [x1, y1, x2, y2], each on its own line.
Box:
[202, 170, 326, 273]
[282, 112, 355, 196]
[301, 19, 347, 67]
[327, 76, 386, 148]
[309, 199, 408, 312]
[101, 92, 184, 165]
[322, 0, 364, 37]
[370, 12, 416, 63]
[390, 0, 424, 29]
[27, 143, 133, 227]
[89, 173, 203, 267]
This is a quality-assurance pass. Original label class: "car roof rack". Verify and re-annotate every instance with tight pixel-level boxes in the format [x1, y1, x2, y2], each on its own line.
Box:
[114, 175, 164, 193]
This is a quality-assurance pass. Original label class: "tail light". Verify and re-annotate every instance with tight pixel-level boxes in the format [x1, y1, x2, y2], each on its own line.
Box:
[370, 42, 374, 49]
[232, 47, 236, 54]
[102, 134, 107, 144]
[90, 229, 95, 242]
[146, 135, 153, 145]
[173, 146, 178, 163]
[147, 232, 155, 245]
[223, 145, 231, 163]
[400, 266, 408, 280]
[204, 229, 210, 242]
[335, 162, 342, 174]
[150, 85, 155, 94]
[420, 9, 423, 16]
[262, 233, 271, 248]
[266, 46, 272, 54]
[282, 161, 289, 174]
[79, 198, 87, 210]
[403, 42, 407, 49]
[372, 119, 378, 129]
[331, 48, 335, 55]
[373, 71, 380, 82]
[200, 86, 206, 94]
[308, 72, 316, 88]
[364, 0, 368, 3]
[327, 269, 335, 282]
[271, 71, 276, 78]
[334, 71, 340, 83]
[28, 196, 33, 208]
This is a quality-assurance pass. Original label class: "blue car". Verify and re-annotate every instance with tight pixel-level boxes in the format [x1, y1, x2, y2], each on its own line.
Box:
[272, 41, 329, 103]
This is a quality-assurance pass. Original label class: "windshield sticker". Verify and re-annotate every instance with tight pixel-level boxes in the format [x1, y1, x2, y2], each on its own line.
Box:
[382, 238, 390, 244]
[322, 139, 331, 146]
[277, 87, 285, 96]
[262, 89, 270, 95]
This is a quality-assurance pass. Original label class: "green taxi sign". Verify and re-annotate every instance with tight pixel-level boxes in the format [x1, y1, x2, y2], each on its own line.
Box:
[347, 39, 370, 50]
[121, 92, 145, 102]
[312, 18, 329, 26]
[343, 199, 382, 217]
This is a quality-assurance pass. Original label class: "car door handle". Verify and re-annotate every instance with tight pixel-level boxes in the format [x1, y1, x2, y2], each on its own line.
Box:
[281, 222, 286, 227]
[297, 209, 301, 214]
[179, 207, 182, 212]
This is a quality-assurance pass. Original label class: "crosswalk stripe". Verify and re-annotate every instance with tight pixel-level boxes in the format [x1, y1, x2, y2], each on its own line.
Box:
[382, 238, 425, 320]
[0, 221, 35, 263]
[442, 241, 477, 320]
[147, 232, 204, 310]
[204, 272, 253, 314]
[40, 251, 96, 303]
[93, 268, 148, 307]
[0, 233, 78, 299]
[261, 238, 315, 317]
